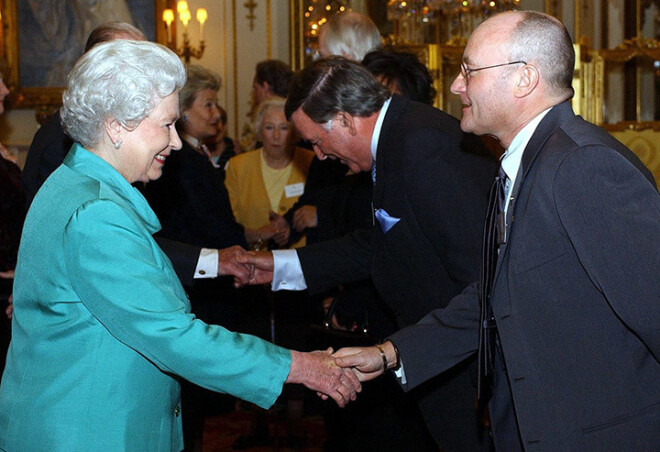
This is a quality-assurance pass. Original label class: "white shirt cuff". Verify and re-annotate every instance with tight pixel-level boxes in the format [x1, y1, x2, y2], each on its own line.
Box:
[271, 249, 307, 291]
[194, 248, 218, 279]
[394, 360, 407, 385]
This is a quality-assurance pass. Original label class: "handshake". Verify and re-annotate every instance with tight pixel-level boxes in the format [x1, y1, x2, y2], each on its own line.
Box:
[285, 341, 400, 407]
[216, 246, 399, 407]
[215, 245, 276, 287]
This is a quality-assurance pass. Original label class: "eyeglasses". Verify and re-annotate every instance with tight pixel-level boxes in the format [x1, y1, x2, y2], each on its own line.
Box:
[460, 61, 527, 82]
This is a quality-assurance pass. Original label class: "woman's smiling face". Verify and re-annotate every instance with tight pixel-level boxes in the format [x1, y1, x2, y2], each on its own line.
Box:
[117, 92, 182, 183]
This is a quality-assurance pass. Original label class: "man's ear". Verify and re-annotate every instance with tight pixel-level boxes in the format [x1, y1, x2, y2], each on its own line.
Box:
[263, 81, 273, 97]
[336, 112, 357, 135]
[515, 64, 539, 98]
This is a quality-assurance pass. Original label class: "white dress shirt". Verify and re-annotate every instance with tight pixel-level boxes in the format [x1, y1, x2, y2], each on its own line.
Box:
[500, 107, 551, 214]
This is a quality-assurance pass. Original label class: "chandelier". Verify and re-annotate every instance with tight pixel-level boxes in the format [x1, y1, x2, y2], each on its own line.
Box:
[304, 1, 350, 40]
[387, 0, 522, 45]
[162, 1, 207, 63]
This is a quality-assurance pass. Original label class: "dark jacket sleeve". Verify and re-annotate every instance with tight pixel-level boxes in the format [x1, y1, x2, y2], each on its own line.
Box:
[155, 237, 202, 287]
[389, 281, 480, 390]
[297, 226, 376, 294]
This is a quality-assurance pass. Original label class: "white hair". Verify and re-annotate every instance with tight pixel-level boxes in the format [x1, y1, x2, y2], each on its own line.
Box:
[322, 11, 382, 62]
[61, 40, 186, 148]
[255, 96, 287, 142]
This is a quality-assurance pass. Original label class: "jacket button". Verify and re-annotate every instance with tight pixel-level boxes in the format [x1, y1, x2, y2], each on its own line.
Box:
[174, 405, 181, 417]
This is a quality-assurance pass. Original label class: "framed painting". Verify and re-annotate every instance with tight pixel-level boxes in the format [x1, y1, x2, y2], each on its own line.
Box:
[0, 0, 173, 109]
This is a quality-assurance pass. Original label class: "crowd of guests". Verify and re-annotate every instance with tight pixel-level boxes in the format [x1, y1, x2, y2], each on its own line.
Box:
[0, 8, 658, 452]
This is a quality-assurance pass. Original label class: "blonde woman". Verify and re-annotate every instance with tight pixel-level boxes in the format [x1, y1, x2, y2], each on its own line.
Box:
[225, 96, 313, 249]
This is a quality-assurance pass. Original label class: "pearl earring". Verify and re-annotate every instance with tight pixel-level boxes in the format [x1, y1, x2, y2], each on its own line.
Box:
[114, 140, 122, 149]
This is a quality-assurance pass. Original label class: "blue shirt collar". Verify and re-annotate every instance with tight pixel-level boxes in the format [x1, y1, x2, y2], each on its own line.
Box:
[501, 107, 552, 187]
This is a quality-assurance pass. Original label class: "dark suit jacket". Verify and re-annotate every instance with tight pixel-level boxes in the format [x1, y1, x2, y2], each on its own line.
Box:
[21, 111, 203, 286]
[391, 102, 660, 450]
[143, 140, 246, 250]
[283, 157, 349, 245]
[22, 110, 73, 208]
[298, 95, 496, 326]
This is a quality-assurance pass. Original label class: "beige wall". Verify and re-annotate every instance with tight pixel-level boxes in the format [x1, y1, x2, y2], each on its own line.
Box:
[204, 0, 291, 141]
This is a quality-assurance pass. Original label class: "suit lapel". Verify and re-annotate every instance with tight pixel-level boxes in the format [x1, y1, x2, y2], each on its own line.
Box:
[372, 95, 409, 207]
[519, 102, 573, 183]
[492, 102, 574, 314]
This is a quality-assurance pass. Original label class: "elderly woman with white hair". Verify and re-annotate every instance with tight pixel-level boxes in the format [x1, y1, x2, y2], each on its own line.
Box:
[0, 40, 359, 451]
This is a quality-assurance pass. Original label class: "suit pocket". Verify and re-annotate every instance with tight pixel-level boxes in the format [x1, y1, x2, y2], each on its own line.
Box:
[511, 236, 572, 275]
[581, 399, 660, 434]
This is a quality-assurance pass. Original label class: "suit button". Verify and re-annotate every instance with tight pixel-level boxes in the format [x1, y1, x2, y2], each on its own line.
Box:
[174, 404, 181, 417]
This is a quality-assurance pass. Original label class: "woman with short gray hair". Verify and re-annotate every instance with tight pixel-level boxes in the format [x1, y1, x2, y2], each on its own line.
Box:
[61, 39, 185, 155]
[0, 40, 358, 451]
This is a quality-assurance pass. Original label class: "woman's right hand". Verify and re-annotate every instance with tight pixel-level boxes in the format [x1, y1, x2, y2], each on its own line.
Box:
[287, 349, 361, 407]
[256, 211, 291, 247]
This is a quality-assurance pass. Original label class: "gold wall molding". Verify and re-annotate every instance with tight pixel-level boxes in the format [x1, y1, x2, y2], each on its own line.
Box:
[232, 0, 239, 139]
[267, 0, 271, 58]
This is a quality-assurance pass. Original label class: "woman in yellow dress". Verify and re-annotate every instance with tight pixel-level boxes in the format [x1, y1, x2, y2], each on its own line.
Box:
[225, 96, 313, 249]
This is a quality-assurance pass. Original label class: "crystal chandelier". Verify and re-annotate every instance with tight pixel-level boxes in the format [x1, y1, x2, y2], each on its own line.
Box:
[387, 0, 522, 45]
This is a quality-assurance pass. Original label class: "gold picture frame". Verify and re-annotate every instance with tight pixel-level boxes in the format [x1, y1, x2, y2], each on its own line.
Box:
[0, 0, 173, 109]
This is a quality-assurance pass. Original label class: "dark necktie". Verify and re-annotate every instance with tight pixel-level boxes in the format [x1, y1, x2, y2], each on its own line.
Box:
[477, 165, 507, 405]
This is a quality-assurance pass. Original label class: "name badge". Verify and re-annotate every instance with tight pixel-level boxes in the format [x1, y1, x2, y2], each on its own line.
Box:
[285, 182, 305, 198]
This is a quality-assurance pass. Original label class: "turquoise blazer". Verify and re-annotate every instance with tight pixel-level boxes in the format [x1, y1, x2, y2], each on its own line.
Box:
[0, 144, 291, 452]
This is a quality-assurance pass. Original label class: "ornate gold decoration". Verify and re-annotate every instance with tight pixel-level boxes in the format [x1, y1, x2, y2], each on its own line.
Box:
[162, 2, 207, 63]
[609, 128, 660, 183]
[244, 0, 257, 30]
[172, 31, 206, 64]
[387, 0, 522, 45]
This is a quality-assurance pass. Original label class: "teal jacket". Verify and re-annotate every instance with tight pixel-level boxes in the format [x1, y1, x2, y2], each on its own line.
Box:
[0, 144, 291, 451]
